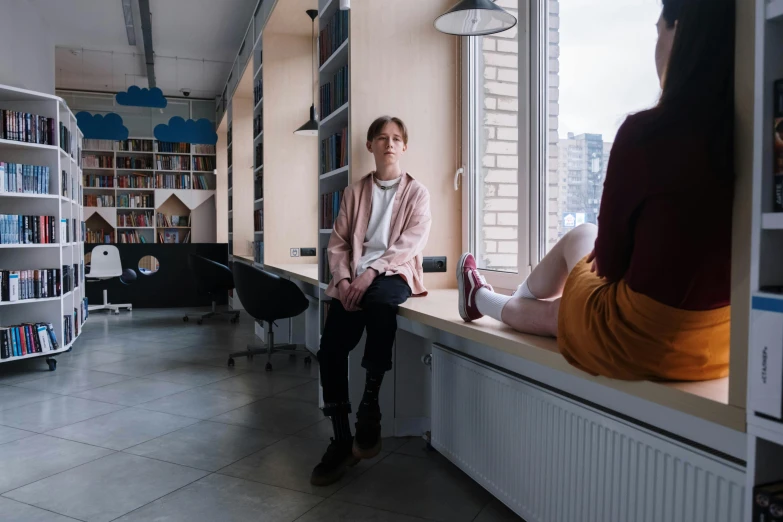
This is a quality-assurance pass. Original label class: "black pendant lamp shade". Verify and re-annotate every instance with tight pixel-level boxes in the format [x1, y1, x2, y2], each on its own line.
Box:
[434, 0, 517, 36]
[295, 9, 319, 136]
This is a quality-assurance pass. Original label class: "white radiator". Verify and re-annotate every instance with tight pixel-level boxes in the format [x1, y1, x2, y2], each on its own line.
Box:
[430, 346, 746, 522]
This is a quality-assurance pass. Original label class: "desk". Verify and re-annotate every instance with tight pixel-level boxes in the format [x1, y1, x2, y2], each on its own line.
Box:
[264, 263, 320, 354]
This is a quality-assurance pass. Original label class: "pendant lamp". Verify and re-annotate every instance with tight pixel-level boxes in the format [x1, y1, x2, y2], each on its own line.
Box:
[295, 9, 320, 136]
[434, 0, 517, 36]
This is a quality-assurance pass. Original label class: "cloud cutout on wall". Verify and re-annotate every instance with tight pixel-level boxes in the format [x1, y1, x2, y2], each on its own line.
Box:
[154, 117, 217, 145]
[115, 86, 168, 108]
[76, 112, 129, 141]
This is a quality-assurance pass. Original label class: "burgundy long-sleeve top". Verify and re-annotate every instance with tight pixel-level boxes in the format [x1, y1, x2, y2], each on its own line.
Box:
[594, 109, 733, 311]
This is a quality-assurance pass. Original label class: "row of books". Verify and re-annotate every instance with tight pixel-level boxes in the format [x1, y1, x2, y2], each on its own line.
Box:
[254, 240, 264, 264]
[0, 162, 50, 194]
[83, 154, 113, 169]
[321, 247, 333, 285]
[193, 144, 216, 154]
[773, 80, 783, 212]
[117, 194, 152, 208]
[254, 78, 263, 105]
[254, 173, 263, 200]
[0, 215, 57, 244]
[156, 156, 189, 171]
[61, 217, 81, 243]
[193, 156, 216, 171]
[156, 213, 190, 228]
[320, 66, 348, 119]
[320, 190, 343, 229]
[1, 109, 56, 145]
[118, 139, 153, 152]
[117, 156, 153, 170]
[158, 230, 190, 243]
[254, 209, 263, 233]
[86, 229, 114, 244]
[59, 123, 74, 155]
[0, 323, 59, 359]
[319, 9, 349, 66]
[117, 230, 147, 243]
[254, 113, 263, 138]
[83, 139, 114, 151]
[64, 308, 81, 346]
[84, 175, 114, 188]
[1, 268, 62, 301]
[62, 170, 80, 201]
[157, 141, 190, 153]
[194, 175, 211, 190]
[255, 143, 263, 168]
[84, 194, 115, 207]
[156, 174, 191, 189]
[117, 174, 154, 189]
[320, 128, 348, 174]
[117, 211, 154, 228]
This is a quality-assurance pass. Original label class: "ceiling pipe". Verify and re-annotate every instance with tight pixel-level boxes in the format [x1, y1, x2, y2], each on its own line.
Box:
[137, 0, 156, 88]
[340, 0, 350, 10]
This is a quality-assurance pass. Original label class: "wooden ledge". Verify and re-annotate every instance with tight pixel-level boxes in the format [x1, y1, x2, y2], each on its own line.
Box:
[399, 290, 744, 432]
[264, 263, 319, 287]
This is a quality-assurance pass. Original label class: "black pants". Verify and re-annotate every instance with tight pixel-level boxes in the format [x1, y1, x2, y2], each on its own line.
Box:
[318, 275, 411, 416]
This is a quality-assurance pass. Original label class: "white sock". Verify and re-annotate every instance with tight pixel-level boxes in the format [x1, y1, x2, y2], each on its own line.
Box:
[513, 278, 537, 299]
[475, 287, 512, 322]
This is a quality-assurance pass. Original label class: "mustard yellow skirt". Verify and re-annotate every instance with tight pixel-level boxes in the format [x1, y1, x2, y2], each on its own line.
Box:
[557, 256, 730, 381]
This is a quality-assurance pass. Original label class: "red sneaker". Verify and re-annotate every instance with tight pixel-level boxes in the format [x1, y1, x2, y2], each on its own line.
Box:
[457, 253, 491, 322]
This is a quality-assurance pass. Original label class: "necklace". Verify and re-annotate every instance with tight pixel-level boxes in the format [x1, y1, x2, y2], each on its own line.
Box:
[373, 174, 402, 191]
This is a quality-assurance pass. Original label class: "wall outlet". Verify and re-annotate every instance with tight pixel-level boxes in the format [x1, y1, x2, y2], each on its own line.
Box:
[300, 248, 316, 257]
[423, 256, 447, 273]
[290, 248, 300, 258]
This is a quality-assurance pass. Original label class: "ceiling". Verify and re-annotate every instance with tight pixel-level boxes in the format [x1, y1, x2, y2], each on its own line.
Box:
[32, 0, 259, 99]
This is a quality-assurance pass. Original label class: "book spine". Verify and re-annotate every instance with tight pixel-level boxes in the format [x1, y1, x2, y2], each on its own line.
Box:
[775, 80, 783, 212]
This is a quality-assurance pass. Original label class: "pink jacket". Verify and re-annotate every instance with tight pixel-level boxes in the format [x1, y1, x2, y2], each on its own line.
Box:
[326, 172, 431, 298]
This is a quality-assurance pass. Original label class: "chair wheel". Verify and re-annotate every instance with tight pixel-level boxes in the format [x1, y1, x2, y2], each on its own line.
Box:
[46, 358, 56, 371]
[304, 356, 312, 366]
[227, 358, 235, 367]
[197, 320, 203, 325]
[183, 316, 189, 322]
[265, 363, 273, 372]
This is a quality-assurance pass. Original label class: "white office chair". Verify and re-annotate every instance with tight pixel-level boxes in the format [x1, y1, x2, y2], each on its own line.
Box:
[86, 245, 132, 315]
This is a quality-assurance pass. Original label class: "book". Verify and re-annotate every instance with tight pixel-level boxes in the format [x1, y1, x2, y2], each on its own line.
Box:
[0, 109, 55, 144]
[0, 328, 9, 359]
[775, 80, 783, 212]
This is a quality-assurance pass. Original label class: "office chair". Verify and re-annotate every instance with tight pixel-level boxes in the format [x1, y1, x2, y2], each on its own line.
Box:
[86, 245, 132, 314]
[183, 254, 241, 325]
[229, 261, 310, 371]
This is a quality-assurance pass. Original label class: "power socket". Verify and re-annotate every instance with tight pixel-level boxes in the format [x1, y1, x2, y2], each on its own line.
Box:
[290, 248, 300, 258]
[423, 256, 447, 273]
[300, 248, 316, 257]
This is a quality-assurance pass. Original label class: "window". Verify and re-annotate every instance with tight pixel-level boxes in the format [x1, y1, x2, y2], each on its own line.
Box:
[466, 0, 661, 288]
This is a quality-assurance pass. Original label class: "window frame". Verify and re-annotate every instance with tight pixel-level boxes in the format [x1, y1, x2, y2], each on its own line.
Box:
[463, 0, 547, 292]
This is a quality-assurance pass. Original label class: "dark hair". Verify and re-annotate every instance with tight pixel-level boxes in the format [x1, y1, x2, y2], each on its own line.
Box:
[367, 116, 408, 145]
[657, 0, 735, 179]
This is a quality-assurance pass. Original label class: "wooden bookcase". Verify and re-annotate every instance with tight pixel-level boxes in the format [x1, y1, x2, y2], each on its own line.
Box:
[0, 84, 86, 369]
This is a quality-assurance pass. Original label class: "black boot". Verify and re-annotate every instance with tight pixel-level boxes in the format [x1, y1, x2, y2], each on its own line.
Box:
[354, 412, 382, 459]
[310, 437, 359, 486]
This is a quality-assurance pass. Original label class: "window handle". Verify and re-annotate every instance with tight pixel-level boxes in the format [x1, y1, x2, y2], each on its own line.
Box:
[454, 166, 465, 191]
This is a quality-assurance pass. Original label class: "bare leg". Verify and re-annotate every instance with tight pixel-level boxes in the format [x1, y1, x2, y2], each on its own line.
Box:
[501, 298, 561, 337]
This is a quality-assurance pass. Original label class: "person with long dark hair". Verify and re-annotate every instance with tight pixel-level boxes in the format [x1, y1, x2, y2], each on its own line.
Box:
[457, 0, 735, 381]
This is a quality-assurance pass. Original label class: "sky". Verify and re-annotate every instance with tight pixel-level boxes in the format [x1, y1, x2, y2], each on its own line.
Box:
[557, 0, 663, 142]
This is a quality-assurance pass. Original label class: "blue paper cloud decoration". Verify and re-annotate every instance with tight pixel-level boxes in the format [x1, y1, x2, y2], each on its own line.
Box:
[115, 86, 168, 108]
[154, 117, 217, 145]
[76, 112, 129, 141]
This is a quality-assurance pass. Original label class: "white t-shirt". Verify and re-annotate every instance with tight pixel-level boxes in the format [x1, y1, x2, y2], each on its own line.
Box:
[356, 176, 401, 277]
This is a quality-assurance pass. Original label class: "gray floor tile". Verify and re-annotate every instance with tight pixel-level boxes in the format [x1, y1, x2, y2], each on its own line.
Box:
[93, 341, 193, 357]
[295, 499, 428, 522]
[219, 436, 387, 497]
[203, 373, 313, 398]
[0, 497, 81, 522]
[393, 437, 450, 463]
[138, 387, 259, 419]
[0, 424, 33, 445]
[211, 397, 323, 434]
[157, 346, 235, 363]
[274, 380, 320, 402]
[12, 369, 130, 395]
[0, 363, 79, 385]
[5, 452, 208, 522]
[0, 396, 125, 432]
[70, 377, 195, 406]
[125, 420, 281, 471]
[293, 419, 409, 453]
[45, 407, 199, 450]
[473, 499, 525, 521]
[57, 350, 135, 369]
[332, 453, 492, 522]
[89, 356, 190, 377]
[0, 434, 113, 493]
[0, 385, 60, 412]
[112, 473, 322, 522]
[145, 365, 245, 386]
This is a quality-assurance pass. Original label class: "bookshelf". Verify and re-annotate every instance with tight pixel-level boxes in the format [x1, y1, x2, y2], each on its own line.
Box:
[80, 137, 216, 244]
[253, 35, 264, 267]
[0, 84, 87, 370]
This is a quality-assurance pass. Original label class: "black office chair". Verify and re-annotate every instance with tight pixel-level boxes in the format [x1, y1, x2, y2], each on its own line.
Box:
[183, 254, 241, 325]
[229, 261, 310, 371]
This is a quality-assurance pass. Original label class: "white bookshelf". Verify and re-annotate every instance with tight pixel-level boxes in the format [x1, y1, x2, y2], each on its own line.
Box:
[747, 0, 783, 516]
[252, 33, 264, 267]
[0, 84, 87, 370]
[81, 137, 216, 244]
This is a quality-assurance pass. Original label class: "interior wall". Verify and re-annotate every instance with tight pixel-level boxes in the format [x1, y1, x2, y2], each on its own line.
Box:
[350, 0, 460, 290]
[0, 0, 54, 93]
[263, 31, 318, 265]
[216, 126, 228, 243]
[232, 94, 255, 257]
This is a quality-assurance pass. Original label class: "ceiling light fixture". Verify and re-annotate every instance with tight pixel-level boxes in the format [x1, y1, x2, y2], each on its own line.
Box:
[294, 9, 320, 137]
[434, 0, 517, 36]
[121, 0, 137, 46]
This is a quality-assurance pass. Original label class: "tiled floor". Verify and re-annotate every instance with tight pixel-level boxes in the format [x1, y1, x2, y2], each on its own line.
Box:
[0, 308, 524, 522]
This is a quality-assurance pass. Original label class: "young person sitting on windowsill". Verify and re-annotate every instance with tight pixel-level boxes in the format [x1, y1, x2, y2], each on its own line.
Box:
[311, 116, 431, 486]
[457, 0, 735, 382]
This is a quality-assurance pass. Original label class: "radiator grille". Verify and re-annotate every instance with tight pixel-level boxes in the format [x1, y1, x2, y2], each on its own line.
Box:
[430, 347, 745, 522]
